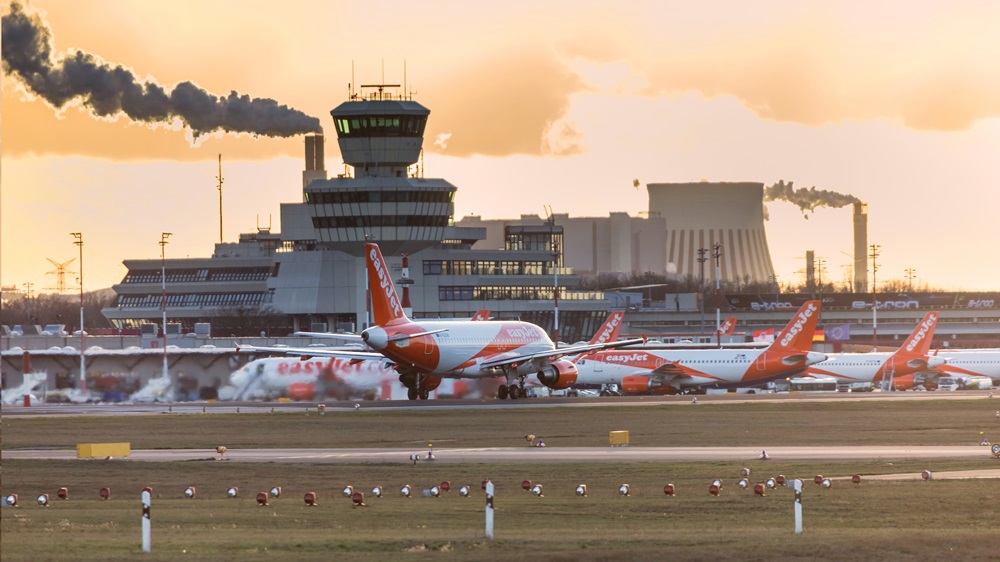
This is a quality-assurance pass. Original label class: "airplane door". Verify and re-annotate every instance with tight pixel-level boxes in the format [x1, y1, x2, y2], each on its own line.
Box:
[755, 353, 768, 371]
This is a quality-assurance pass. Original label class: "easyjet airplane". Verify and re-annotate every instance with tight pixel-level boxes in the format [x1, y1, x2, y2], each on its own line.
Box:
[803, 312, 945, 389]
[573, 301, 827, 394]
[250, 244, 642, 399]
[900, 349, 1000, 391]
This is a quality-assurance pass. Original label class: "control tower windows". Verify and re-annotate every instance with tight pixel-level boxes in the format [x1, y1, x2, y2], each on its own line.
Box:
[333, 115, 427, 138]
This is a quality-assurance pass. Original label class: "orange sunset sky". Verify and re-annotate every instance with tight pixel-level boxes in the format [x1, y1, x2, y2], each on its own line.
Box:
[2, 0, 999, 293]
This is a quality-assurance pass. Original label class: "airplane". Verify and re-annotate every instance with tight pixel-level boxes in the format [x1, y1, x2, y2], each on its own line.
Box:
[1, 372, 48, 405]
[223, 355, 398, 401]
[248, 243, 644, 400]
[572, 301, 828, 394]
[897, 349, 1000, 391]
[803, 312, 945, 390]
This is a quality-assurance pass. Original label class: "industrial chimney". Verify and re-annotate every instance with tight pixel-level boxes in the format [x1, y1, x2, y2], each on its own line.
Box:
[853, 202, 868, 292]
[302, 133, 327, 188]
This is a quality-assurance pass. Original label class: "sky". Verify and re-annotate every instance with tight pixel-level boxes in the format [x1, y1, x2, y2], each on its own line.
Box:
[2, 0, 999, 293]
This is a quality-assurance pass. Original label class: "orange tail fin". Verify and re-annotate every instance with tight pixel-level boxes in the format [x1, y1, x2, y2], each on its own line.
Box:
[471, 310, 490, 321]
[771, 301, 821, 351]
[716, 316, 738, 335]
[366, 243, 408, 326]
[898, 312, 939, 357]
[589, 311, 624, 345]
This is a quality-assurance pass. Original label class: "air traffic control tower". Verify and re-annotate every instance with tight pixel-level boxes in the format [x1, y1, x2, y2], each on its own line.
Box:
[280, 84, 458, 257]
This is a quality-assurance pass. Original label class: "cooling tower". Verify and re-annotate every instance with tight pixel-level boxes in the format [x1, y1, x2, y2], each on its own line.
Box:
[647, 182, 775, 284]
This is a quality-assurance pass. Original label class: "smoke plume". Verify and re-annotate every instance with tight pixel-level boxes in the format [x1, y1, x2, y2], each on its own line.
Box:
[764, 180, 859, 218]
[1, 2, 321, 138]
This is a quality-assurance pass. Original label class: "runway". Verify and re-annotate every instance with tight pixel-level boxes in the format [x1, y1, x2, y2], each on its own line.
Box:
[5, 445, 998, 464]
[3, 390, 993, 418]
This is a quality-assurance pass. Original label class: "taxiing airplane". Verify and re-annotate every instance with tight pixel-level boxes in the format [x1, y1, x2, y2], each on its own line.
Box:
[573, 301, 827, 394]
[252, 243, 643, 399]
[803, 312, 945, 389]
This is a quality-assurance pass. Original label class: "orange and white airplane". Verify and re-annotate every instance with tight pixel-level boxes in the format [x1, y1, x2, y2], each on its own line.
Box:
[897, 349, 1000, 391]
[252, 243, 642, 399]
[573, 301, 827, 394]
[802, 312, 945, 389]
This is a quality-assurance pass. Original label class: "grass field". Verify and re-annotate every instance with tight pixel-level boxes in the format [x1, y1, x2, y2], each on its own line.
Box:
[4, 397, 1000, 560]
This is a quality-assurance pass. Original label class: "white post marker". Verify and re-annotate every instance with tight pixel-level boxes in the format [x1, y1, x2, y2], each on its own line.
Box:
[141, 489, 152, 553]
[485, 481, 495, 540]
[789, 479, 803, 534]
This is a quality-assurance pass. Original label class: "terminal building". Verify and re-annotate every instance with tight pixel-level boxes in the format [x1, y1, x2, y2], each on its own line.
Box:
[102, 86, 611, 342]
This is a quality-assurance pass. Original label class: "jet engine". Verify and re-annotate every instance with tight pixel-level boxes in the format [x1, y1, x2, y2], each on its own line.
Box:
[620, 376, 677, 395]
[536, 359, 578, 390]
[288, 382, 316, 401]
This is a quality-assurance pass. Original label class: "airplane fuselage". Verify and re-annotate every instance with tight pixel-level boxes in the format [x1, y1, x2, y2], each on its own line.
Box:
[362, 320, 555, 377]
[575, 347, 826, 389]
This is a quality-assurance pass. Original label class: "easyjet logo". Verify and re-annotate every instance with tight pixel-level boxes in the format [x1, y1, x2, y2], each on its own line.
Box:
[370, 247, 402, 318]
[606, 353, 649, 363]
[594, 313, 622, 344]
[717, 318, 734, 333]
[779, 302, 817, 347]
[506, 327, 538, 340]
[905, 314, 937, 353]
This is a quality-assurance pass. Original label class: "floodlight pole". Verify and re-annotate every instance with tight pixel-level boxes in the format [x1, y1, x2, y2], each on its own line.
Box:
[70, 232, 86, 393]
[869, 244, 880, 353]
[713, 242, 723, 332]
[697, 247, 708, 333]
[160, 233, 172, 380]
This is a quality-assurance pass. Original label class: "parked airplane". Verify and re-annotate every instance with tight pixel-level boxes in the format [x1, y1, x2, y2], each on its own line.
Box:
[223, 356, 396, 401]
[1, 372, 48, 405]
[249, 243, 643, 399]
[803, 312, 945, 389]
[572, 301, 827, 394]
[896, 349, 1000, 391]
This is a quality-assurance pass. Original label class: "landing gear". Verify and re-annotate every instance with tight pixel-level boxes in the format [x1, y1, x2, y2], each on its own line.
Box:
[407, 387, 418, 400]
[418, 388, 429, 400]
[497, 385, 509, 400]
[508, 385, 521, 399]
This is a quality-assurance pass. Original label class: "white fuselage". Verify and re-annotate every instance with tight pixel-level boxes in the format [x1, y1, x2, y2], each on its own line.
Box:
[932, 351, 1000, 381]
[575, 347, 827, 388]
[363, 320, 556, 377]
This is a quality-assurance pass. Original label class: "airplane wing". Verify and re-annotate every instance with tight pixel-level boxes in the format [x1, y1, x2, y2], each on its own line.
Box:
[291, 331, 364, 342]
[235, 344, 391, 363]
[479, 337, 644, 369]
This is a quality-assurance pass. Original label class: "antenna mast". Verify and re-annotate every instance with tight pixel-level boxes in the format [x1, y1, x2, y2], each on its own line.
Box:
[216, 154, 224, 244]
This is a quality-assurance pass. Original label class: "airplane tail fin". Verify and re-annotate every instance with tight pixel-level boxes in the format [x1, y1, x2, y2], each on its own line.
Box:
[897, 312, 939, 357]
[716, 316, 738, 335]
[366, 243, 409, 326]
[471, 310, 490, 321]
[770, 301, 821, 351]
[589, 311, 625, 345]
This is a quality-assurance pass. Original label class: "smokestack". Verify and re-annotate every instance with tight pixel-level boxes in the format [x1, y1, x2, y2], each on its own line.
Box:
[2, 2, 321, 139]
[853, 202, 868, 292]
[805, 250, 815, 289]
[302, 133, 328, 188]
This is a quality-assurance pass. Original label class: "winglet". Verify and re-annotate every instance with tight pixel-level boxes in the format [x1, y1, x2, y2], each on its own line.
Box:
[366, 243, 408, 326]
[898, 312, 939, 357]
[771, 301, 821, 351]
